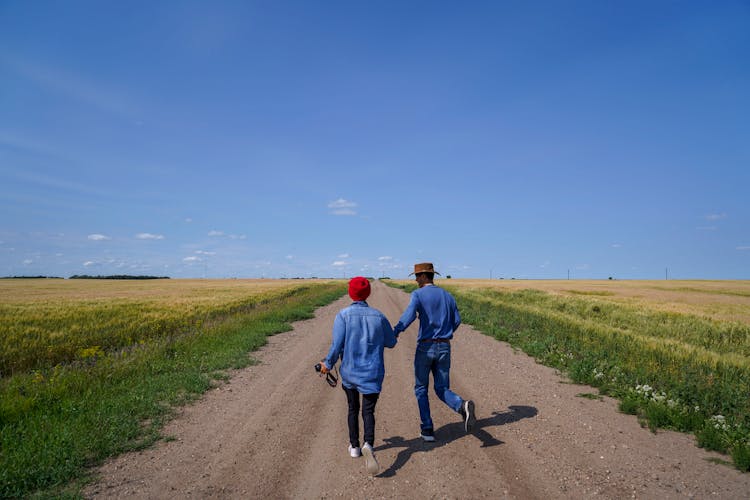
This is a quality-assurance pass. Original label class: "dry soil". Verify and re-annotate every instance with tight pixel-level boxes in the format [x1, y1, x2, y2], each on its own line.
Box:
[84, 281, 750, 499]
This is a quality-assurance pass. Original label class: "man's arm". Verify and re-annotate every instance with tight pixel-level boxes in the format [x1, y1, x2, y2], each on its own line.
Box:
[393, 292, 419, 335]
[453, 297, 461, 331]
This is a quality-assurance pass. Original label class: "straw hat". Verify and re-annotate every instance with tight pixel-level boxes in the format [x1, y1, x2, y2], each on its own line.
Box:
[409, 262, 441, 276]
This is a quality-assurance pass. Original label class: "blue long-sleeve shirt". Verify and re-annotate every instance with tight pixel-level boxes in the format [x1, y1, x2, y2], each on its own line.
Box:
[393, 284, 461, 341]
[324, 301, 397, 394]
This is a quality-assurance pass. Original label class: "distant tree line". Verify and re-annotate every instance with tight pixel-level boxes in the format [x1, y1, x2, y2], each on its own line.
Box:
[69, 275, 170, 280]
[2, 275, 171, 280]
[1, 275, 64, 279]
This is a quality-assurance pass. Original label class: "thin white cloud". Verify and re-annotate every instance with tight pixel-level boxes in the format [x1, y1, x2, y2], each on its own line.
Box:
[338, 253, 350, 258]
[136, 233, 164, 240]
[83, 261, 97, 267]
[378, 256, 393, 261]
[705, 213, 727, 221]
[88, 234, 111, 241]
[2, 53, 140, 118]
[183, 256, 201, 263]
[208, 230, 245, 239]
[332, 261, 347, 267]
[22, 259, 33, 265]
[611, 244, 622, 248]
[286, 255, 294, 260]
[737, 246, 750, 251]
[328, 198, 357, 216]
[196, 250, 216, 256]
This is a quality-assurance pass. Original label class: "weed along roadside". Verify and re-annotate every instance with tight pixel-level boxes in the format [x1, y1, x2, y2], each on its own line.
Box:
[384, 279, 750, 473]
[0, 280, 346, 498]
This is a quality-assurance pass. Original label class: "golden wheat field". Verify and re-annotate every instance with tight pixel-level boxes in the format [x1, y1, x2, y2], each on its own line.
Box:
[413, 279, 750, 325]
[0, 278, 341, 376]
[0, 278, 327, 304]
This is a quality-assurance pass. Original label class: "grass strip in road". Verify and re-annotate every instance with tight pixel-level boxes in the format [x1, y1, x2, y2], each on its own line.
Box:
[385, 281, 750, 472]
[0, 282, 346, 498]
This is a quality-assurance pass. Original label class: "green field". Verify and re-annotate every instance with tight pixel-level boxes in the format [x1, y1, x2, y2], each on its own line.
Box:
[4, 278, 749, 496]
[388, 279, 750, 472]
[0, 278, 346, 498]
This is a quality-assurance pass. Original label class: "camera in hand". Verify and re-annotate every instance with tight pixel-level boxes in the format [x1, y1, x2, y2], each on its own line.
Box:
[314, 363, 322, 373]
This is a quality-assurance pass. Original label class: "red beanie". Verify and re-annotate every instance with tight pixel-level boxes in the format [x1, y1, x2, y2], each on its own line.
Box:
[348, 276, 371, 301]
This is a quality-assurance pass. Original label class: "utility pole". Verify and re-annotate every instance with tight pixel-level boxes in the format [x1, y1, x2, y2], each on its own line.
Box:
[567, 269, 570, 280]
[665, 267, 668, 280]
[490, 268, 493, 280]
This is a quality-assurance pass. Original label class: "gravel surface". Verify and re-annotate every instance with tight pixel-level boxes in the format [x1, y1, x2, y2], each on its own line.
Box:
[84, 281, 750, 499]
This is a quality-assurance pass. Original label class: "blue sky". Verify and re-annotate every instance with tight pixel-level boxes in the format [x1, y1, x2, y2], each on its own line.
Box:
[1, 1, 748, 279]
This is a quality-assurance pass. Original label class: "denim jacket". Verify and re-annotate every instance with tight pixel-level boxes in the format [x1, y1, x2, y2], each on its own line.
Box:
[324, 301, 397, 394]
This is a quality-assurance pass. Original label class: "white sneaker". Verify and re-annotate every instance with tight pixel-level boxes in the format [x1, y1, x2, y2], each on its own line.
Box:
[361, 442, 379, 475]
[348, 444, 361, 458]
[420, 429, 436, 442]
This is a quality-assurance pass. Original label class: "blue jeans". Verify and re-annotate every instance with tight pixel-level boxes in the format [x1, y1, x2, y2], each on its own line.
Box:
[414, 342, 463, 431]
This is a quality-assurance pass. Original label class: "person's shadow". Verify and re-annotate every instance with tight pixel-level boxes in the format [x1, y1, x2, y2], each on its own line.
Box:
[375, 405, 537, 478]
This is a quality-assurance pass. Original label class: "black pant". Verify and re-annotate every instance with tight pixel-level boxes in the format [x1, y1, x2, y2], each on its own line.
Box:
[342, 385, 379, 448]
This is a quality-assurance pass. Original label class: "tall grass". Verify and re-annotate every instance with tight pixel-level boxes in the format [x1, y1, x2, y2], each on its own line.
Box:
[0, 281, 346, 498]
[386, 281, 750, 472]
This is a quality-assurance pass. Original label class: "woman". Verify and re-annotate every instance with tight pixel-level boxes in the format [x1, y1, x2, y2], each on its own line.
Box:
[320, 277, 397, 475]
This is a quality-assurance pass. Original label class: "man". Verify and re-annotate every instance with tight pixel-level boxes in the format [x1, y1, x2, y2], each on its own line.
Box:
[320, 276, 397, 475]
[393, 262, 476, 442]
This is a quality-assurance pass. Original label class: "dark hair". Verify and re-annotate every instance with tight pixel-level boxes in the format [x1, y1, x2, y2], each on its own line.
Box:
[416, 272, 435, 280]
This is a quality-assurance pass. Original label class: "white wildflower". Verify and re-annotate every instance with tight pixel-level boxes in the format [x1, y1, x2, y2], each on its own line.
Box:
[711, 415, 729, 431]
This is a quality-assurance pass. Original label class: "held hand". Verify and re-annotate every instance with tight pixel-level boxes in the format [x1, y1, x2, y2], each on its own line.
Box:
[319, 361, 329, 374]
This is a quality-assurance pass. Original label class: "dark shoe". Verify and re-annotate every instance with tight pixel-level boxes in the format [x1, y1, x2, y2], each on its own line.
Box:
[462, 400, 476, 432]
[420, 428, 436, 442]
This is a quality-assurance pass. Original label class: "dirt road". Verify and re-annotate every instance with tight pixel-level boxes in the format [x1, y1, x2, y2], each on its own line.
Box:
[85, 281, 750, 498]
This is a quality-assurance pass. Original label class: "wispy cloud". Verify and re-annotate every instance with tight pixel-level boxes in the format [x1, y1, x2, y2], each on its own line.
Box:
[338, 253, 350, 258]
[737, 246, 750, 251]
[611, 244, 622, 248]
[705, 213, 727, 221]
[378, 256, 393, 261]
[332, 261, 347, 267]
[195, 250, 216, 256]
[328, 198, 357, 216]
[135, 233, 164, 240]
[183, 256, 201, 263]
[1, 53, 141, 119]
[83, 260, 98, 267]
[207, 230, 246, 239]
[88, 234, 111, 241]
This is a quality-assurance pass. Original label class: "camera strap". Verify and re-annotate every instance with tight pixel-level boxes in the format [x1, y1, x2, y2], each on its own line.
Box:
[323, 366, 338, 387]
